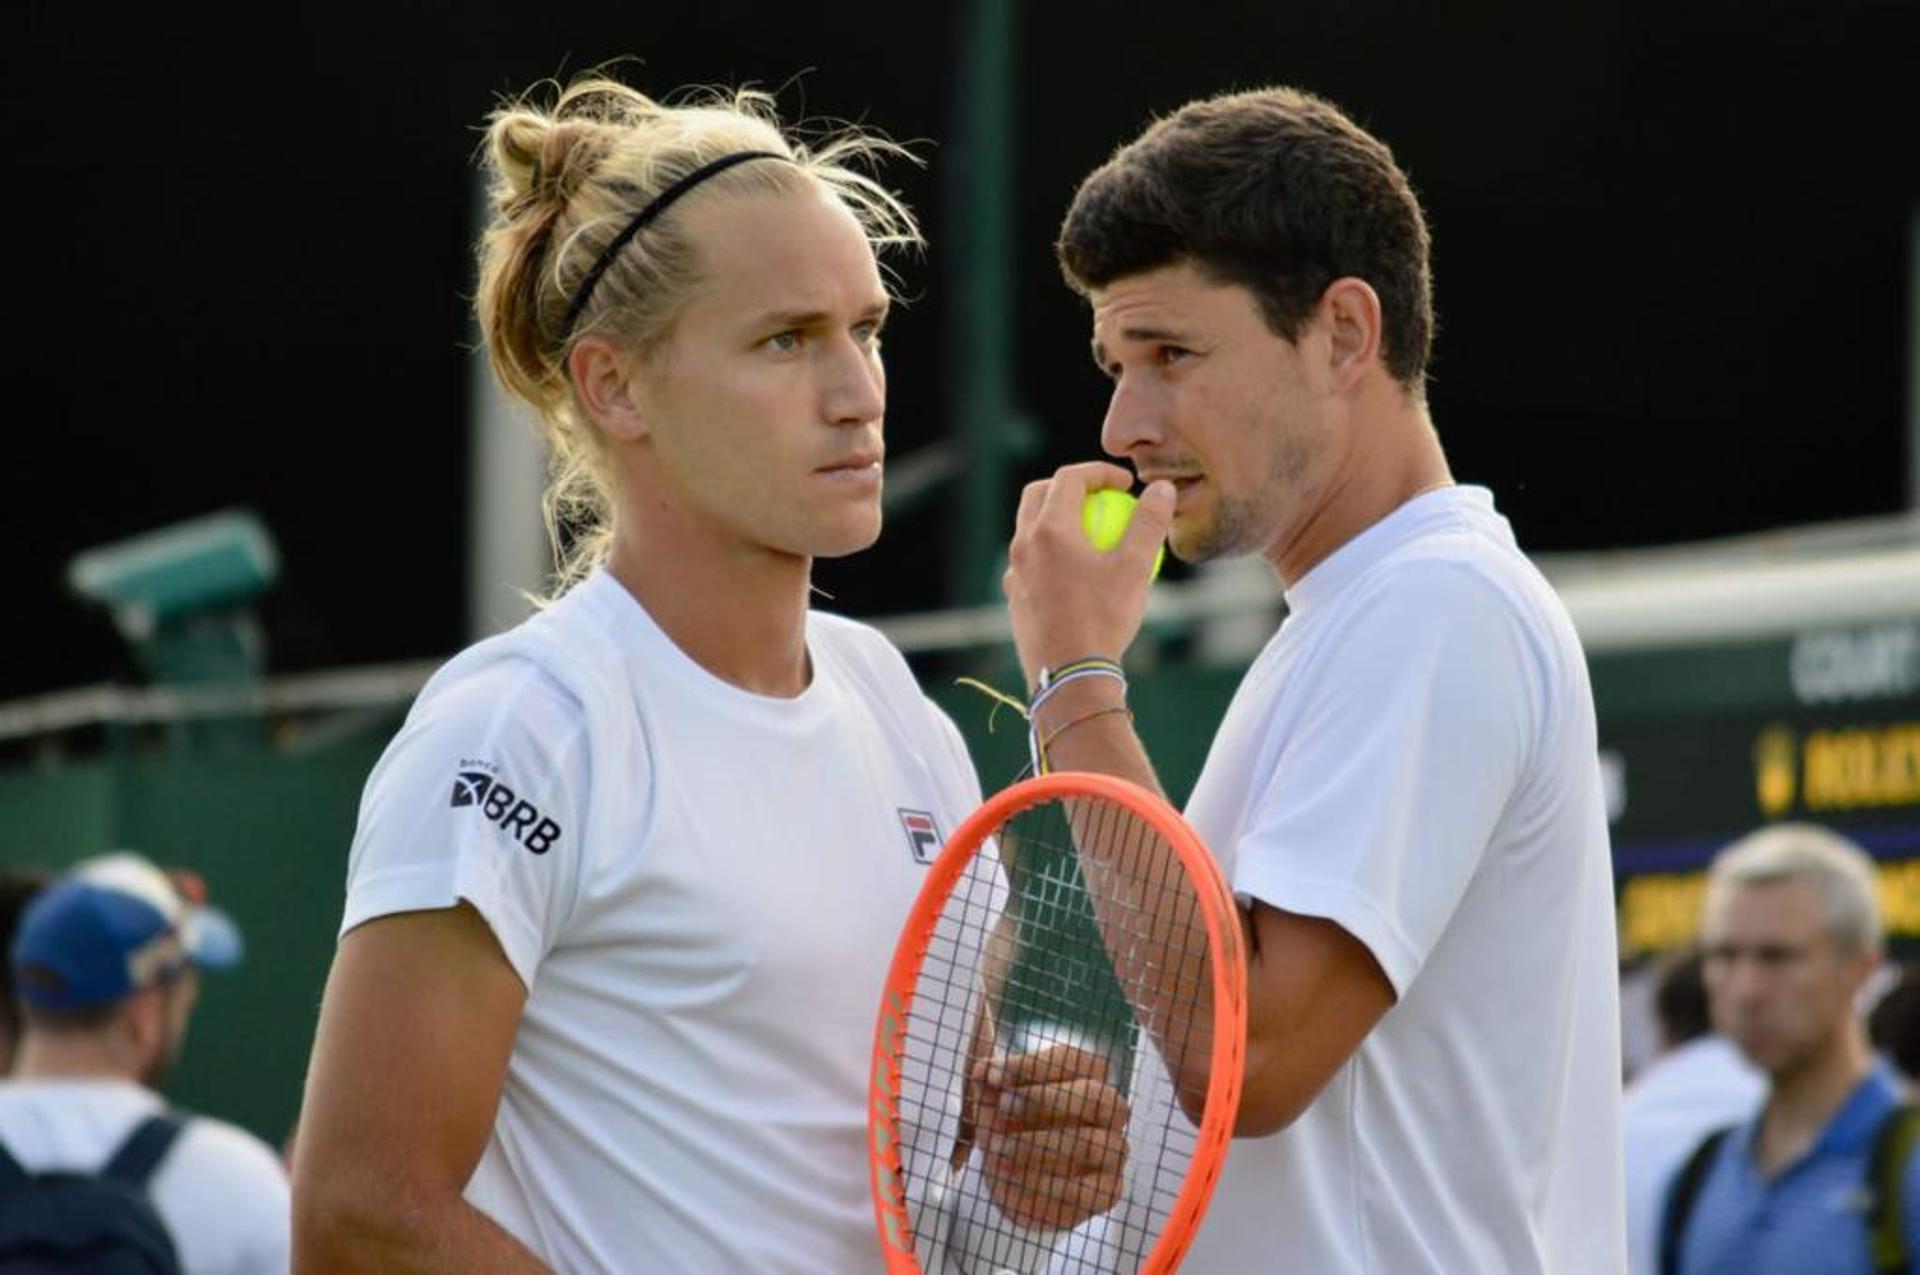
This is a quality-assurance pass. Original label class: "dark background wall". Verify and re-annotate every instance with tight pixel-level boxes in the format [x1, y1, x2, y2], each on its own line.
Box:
[9, 1, 1918, 702]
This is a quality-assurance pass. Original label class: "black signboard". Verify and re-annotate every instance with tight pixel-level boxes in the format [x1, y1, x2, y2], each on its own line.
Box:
[1598, 620, 1920, 954]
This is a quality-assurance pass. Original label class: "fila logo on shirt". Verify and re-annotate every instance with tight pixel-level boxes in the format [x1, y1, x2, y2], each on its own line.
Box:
[451, 765, 562, 855]
[898, 809, 941, 865]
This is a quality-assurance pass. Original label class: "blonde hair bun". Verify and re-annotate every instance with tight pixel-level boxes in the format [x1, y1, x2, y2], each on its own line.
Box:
[473, 71, 922, 598]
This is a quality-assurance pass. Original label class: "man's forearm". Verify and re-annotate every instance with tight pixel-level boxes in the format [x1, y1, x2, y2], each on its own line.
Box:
[1028, 678, 1219, 1115]
[1028, 677, 1164, 798]
[294, 1188, 549, 1274]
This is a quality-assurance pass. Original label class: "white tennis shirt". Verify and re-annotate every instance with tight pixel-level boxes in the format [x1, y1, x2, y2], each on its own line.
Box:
[342, 569, 982, 1273]
[0, 1077, 290, 1275]
[1177, 486, 1625, 1273]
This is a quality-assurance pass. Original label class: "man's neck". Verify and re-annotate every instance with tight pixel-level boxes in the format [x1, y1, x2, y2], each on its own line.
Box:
[1268, 394, 1453, 588]
[10, 1035, 140, 1085]
[605, 509, 814, 700]
[1756, 1028, 1875, 1177]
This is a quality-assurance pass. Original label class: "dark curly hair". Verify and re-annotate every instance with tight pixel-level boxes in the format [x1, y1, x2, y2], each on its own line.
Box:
[1058, 87, 1434, 393]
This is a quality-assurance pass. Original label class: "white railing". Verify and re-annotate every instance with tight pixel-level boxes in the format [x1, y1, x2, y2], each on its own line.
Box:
[5, 511, 1919, 742]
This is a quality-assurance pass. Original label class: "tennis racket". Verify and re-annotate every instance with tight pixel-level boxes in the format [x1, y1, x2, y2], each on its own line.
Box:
[869, 772, 1247, 1274]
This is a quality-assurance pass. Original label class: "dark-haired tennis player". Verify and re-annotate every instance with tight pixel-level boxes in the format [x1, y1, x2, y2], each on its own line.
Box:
[1005, 86, 1625, 1272]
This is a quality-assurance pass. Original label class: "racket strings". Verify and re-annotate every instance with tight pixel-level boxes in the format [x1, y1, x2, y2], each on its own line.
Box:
[891, 795, 1221, 1273]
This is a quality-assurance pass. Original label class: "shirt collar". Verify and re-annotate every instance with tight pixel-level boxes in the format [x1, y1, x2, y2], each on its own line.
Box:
[1815, 1064, 1904, 1156]
[1282, 485, 1503, 617]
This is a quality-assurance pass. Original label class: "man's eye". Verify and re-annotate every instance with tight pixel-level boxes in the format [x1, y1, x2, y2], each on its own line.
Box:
[767, 330, 803, 353]
[1159, 345, 1192, 365]
[853, 320, 884, 347]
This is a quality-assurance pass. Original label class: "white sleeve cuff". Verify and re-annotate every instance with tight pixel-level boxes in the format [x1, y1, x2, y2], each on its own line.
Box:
[338, 859, 540, 992]
[1232, 867, 1419, 999]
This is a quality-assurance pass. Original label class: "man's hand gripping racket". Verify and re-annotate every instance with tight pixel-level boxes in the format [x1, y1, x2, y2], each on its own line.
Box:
[870, 772, 1248, 1273]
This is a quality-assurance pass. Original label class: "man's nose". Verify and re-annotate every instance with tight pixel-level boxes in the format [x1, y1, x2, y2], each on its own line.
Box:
[1100, 376, 1167, 459]
[824, 336, 885, 426]
[1713, 957, 1770, 1007]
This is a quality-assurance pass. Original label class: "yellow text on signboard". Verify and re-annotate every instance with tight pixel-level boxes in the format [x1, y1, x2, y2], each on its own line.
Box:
[1621, 857, 1920, 956]
[1802, 724, 1920, 811]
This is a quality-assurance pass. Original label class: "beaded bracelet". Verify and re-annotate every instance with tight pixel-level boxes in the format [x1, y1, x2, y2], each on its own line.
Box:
[1029, 668, 1126, 719]
[1034, 655, 1124, 694]
[1030, 656, 1126, 719]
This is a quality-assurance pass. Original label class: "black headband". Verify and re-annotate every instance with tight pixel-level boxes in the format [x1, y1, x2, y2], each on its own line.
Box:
[561, 150, 789, 336]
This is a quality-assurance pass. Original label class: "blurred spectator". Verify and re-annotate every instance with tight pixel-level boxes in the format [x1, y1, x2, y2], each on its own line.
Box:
[0, 853, 288, 1272]
[0, 870, 49, 1075]
[1663, 825, 1917, 1275]
[1622, 948, 1764, 1274]
[1869, 964, 1920, 1093]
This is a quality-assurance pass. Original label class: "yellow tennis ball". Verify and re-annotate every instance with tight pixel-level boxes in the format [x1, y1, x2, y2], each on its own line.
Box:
[1081, 489, 1165, 580]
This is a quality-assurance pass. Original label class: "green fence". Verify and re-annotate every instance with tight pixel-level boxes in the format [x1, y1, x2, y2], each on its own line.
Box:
[0, 721, 396, 1149]
[6, 616, 1920, 1147]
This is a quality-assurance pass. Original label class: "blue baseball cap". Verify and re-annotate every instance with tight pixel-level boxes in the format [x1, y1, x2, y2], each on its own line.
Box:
[10, 852, 243, 1011]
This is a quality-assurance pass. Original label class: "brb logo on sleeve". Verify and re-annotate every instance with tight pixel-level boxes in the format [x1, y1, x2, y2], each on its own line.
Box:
[451, 763, 563, 855]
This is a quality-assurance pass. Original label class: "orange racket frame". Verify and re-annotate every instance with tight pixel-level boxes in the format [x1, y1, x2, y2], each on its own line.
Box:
[868, 771, 1248, 1274]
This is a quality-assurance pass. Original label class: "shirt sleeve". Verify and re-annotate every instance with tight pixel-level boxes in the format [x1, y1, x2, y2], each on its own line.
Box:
[341, 657, 591, 991]
[1231, 561, 1541, 996]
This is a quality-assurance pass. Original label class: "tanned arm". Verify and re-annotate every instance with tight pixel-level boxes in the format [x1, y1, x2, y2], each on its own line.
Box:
[292, 902, 548, 1272]
[1005, 463, 1395, 1136]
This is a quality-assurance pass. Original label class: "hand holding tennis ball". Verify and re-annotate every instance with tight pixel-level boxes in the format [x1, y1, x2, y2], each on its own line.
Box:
[1003, 466, 1169, 690]
[1081, 488, 1166, 580]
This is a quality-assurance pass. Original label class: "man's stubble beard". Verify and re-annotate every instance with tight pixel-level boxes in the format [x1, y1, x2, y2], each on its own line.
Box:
[1176, 425, 1320, 564]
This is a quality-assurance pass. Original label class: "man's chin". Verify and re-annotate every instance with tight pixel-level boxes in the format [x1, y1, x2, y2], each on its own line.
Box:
[809, 527, 883, 561]
[1730, 1034, 1792, 1075]
[1169, 522, 1230, 566]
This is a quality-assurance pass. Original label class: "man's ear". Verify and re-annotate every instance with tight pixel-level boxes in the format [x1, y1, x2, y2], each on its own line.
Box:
[120, 985, 165, 1058]
[1849, 947, 1886, 995]
[567, 336, 652, 442]
[1318, 277, 1383, 393]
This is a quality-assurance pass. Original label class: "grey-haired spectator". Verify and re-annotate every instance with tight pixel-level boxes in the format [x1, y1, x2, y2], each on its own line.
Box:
[1662, 824, 1917, 1275]
[0, 853, 288, 1273]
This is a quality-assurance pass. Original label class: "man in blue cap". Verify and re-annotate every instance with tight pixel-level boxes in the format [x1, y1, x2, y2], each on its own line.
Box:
[0, 852, 288, 1272]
